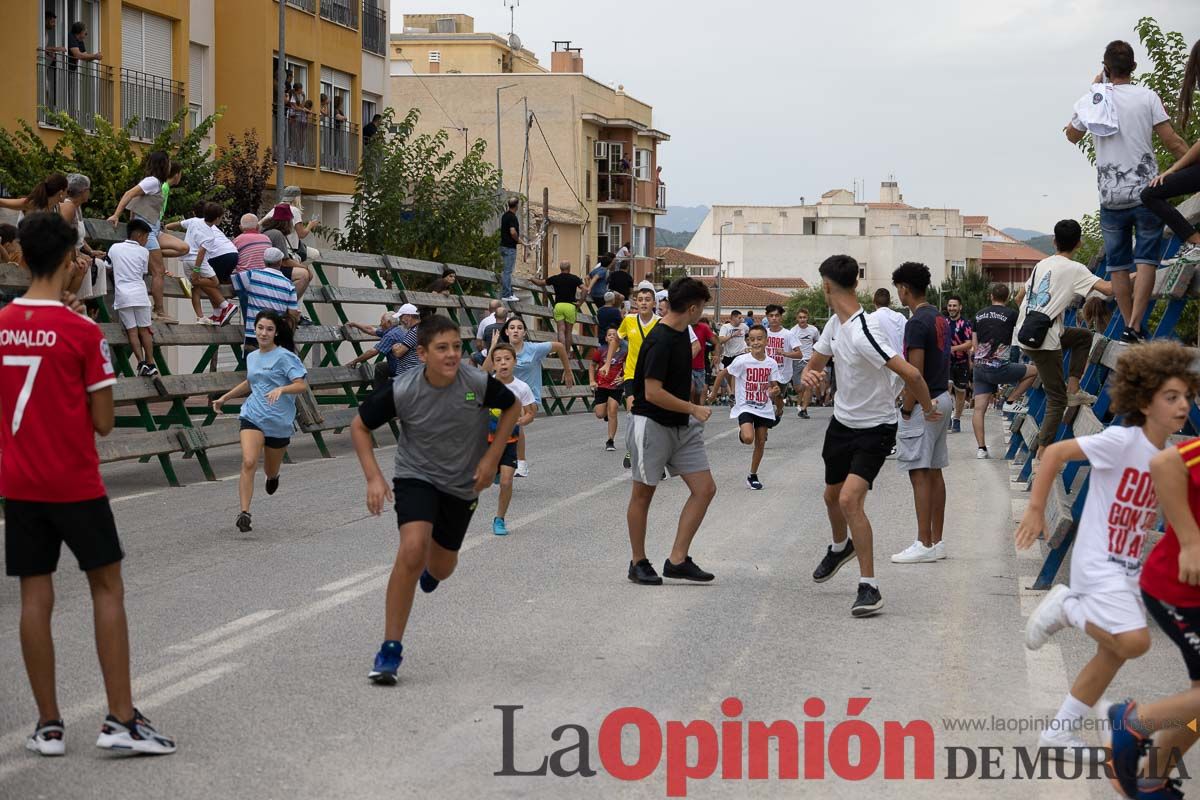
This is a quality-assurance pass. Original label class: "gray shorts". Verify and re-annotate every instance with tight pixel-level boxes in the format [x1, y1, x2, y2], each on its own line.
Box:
[973, 362, 1028, 396]
[117, 305, 152, 329]
[896, 392, 952, 472]
[627, 415, 710, 486]
[691, 369, 706, 393]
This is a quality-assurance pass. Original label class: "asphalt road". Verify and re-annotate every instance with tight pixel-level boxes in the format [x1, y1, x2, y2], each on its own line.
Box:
[0, 405, 1190, 799]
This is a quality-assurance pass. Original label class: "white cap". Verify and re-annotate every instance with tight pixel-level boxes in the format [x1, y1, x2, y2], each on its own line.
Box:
[263, 247, 285, 264]
[397, 303, 419, 316]
[636, 280, 654, 291]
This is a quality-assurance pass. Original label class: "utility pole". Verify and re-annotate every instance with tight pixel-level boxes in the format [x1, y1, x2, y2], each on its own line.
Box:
[523, 98, 531, 241]
[542, 187, 549, 276]
[275, 2, 286, 202]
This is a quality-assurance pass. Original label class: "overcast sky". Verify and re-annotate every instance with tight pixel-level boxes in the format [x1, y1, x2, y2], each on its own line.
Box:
[391, 1, 1198, 232]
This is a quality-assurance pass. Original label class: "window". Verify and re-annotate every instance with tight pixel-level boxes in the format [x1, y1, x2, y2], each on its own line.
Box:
[633, 227, 648, 257]
[121, 7, 172, 78]
[188, 43, 206, 130]
[608, 142, 624, 173]
[429, 51, 441, 64]
[551, 232, 559, 265]
[121, 7, 179, 141]
[43, 0, 102, 53]
[746, 223, 759, 234]
[362, 92, 380, 127]
[634, 148, 651, 180]
[803, 219, 817, 235]
[950, 260, 966, 282]
[320, 66, 353, 123]
[859, 267, 865, 278]
[761, 222, 772, 234]
[585, 169, 591, 201]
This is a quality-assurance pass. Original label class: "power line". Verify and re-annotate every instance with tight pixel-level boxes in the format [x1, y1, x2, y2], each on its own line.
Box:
[529, 111, 590, 224]
[408, 71, 462, 133]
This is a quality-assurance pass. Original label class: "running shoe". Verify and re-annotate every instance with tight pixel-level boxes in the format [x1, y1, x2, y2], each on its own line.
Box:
[977, 447, 989, 459]
[1102, 700, 1146, 799]
[1037, 727, 1088, 760]
[235, 511, 252, 532]
[136, 361, 151, 377]
[96, 709, 176, 755]
[1002, 399, 1028, 415]
[851, 583, 883, 617]
[798, 408, 809, 419]
[1119, 328, 1146, 345]
[627, 558, 663, 585]
[368, 640, 404, 685]
[662, 556, 714, 582]
[746, 474, 763, 490]
[493, 516, 509, 536]
[1137, 778, 1185, 799]
[515, 460, 530, 478]
[265, 475, 280, 495]
[891, 540, 938, 564]
[214, 302, 239, 327]
[1176, 242, 1200, 268]
[886, 446, 897, 459]
[144, 363, 160, 377]
[605, 439, 615, 452]
[932, 541, 946, 561]
[951, 418, 961, 433]
[26, 720, 65, 756]
[623, 452, 631, 470]
[1025, 584, 1070, 650]
[1067, 389, 1097, 407]
[812, 540, 855, 583]
[501, 295, 519, 302]
[419, 569, 439, 593]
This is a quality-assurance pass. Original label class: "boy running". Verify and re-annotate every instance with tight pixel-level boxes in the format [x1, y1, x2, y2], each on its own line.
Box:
[1019, 341, 1196, 759]
[109, 218, 159, 377]
[626, 278, 717, 585]
[351, 315, 518, 684]
[710, 325, 783, 490]
[590, 327, 627, 451]
[791, 308, 819, 418]
[762, 304, 804, 416]
[488, 343, 537, 537]
[5, 212, 175, 756]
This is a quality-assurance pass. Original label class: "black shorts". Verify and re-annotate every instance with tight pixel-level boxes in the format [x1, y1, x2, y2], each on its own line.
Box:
[737, 411, 779, 430]
[721, 355, 738, 368]
[624, 382, 636, 400]
[594, 386, 622, 406]
[240, 417, 291, 450]
[821, 417, 897, 489]
[5, 497, 123, 576]
[499, 441, 518, 470]
[1143, 591, 1200, 680]
[393, 478, 478, 552]
[279, 266, 295, 281]
[209, 252, 238, 284]
[951, 361, 970, 391]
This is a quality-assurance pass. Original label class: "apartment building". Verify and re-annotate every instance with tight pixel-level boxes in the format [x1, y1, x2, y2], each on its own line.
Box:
[686, 181, 984, 292]
[3, 0, 388, 207]
[389, 14, 668, 281]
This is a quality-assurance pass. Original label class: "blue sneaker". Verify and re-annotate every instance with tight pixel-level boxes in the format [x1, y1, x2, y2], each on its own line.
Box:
[368, 640, 403, 685]
[951, 418, 961, 433]
[493, 517, 509, 536]
[419, 569, 440, 593]
[1104, 700, 1147, 798]
[1138, 778, 1184, 799]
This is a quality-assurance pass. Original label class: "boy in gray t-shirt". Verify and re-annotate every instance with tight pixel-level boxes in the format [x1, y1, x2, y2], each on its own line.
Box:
[353, 316, 518, 685]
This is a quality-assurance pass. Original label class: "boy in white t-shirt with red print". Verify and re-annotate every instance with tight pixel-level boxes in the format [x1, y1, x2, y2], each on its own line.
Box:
[710, 326, 782, 490]
[1017, 341, 1198, 757]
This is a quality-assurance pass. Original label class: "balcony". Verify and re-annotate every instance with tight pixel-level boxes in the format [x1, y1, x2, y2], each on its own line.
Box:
[36, 51, 113, 133]
[275, 107, 318, 168]
[120, 68, 183, 142]
[320, 0, 358, 28]
[597, 172, 633, 204]
[657, 183, 667, 211]
[320, 119, 359, 174]
[284, 0, 317, 11]
[362, 2, 386, 55]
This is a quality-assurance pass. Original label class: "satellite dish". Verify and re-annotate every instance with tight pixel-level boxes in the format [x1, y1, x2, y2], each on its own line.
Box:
[508, 32, 522, 50]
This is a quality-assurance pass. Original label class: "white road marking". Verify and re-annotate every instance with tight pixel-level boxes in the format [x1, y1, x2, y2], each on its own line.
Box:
[136, 661, 242, 709]
[165, 610, 283, 653]
[316, 565, 391, 593]
[111, 489, 162, 505]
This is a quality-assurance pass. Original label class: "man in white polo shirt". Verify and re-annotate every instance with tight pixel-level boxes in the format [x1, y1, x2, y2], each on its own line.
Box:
[799, 254, 941, 618]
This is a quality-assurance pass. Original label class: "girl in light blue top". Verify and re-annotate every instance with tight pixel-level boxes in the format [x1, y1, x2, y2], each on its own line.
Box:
[212, 310, 308, 533]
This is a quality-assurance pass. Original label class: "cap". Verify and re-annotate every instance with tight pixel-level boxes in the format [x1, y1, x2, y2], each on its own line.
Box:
[281, 185, 302, 199]
[263, 247, 285, 264]
[397, 303, 419, 316]
[271, 203, 294, 221]
[636, 280, 654, 290]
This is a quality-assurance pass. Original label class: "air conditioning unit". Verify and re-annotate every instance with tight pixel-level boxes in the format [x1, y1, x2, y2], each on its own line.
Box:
[435, 18, 457, 33]
[598, 216, 610, 234]
[594, 141, 609, 160]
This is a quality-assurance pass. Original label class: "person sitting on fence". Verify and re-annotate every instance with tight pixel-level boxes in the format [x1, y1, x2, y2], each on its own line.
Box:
[109, 219, 159, 377]
[428, 277, 452, 296]
[1013, 220, 1114, 458]
[0, 223, 19, 264]
[231, 247, 298, 352]
[233, 213, 272, 274]
[260, 186, 320, 263]
[187, 202, 240, 326]
[345, 311, 402, 389]
[1017, 340, 1198, 758]
[58, 174, 105, 299]
[0, 173, 68, 216]
[474, 299, 503, 351]
[166, 201, 227, 325]
[260, 204, 312, 303]
[472, 305, 509, 366]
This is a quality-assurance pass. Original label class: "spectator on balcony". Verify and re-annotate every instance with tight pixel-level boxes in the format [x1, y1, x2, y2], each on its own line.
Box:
[364, 114, 382, 145]
[291, 83, 306, 111]
[43, 12, 67, 107]
[260, 204, 312, 302]
[319, 93, 331, 119]
[67, 22, 101, 69]
[59, 174, 106, 299]
[0, 173, 68, 217]
[333, 98, 347, 127]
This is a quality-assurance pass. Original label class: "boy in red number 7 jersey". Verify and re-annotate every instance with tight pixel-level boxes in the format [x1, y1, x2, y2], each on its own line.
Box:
[1, 213, 176, 757]
[1016, 341, 1197, 761]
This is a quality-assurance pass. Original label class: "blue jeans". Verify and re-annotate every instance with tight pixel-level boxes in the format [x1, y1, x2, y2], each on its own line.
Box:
[1100, 204, 1165, 271]
[499, 246, 517, 297]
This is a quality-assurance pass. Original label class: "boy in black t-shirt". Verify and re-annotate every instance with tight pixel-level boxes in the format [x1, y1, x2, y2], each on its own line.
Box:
[970, 283, 1037, 458]
[626, 277, 717, 586]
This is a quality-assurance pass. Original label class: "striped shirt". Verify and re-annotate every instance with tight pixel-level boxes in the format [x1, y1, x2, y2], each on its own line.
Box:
[232, 268, 298, 338]
[233, 232, 272, 273]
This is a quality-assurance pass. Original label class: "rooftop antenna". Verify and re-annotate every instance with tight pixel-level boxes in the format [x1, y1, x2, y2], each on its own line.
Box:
[505, 0, 519, 35]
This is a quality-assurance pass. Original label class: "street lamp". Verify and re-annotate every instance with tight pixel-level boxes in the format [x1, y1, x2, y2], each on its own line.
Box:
[715, 220, 732, 322]
[495, 83, 518, 192]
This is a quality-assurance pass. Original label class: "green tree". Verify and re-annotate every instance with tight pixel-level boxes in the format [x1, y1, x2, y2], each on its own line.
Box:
[213, 130, 274, 238]
[937, 266, 992, 318]
[336, 108, 503, 276]
[783, 286, 875, 328]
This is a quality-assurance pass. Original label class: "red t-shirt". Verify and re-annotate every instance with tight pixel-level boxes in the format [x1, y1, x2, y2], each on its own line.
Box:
[0, 299, 116, 502]
[592, 346, 626, 390]
[691, 323, 714, 370]
[1141, 437, 1200, 607]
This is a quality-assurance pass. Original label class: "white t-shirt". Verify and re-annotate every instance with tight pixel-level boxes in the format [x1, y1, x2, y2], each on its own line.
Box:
[719, 322, 749, 357]
[1070, 84, 1169, 210]
[869, 307, 907, 356]
[194, 223, 238, 262]
[501, 376, 536, 409]
[109, 239, 150, 310]
[137, 176, 162, 197]
[476, 313, 497, 341]
[1072, 425, 1161, 594]
[1013, 255, 1101, 351]
[727, 353, 783, 421]
[179, 217, 204, 264]
[814, 308, 899, 429]
[791, 323, 819, 361]
[763, 326, 801, 381]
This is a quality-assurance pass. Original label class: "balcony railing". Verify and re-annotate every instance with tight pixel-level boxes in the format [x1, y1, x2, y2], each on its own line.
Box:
[275, 107, 318, 168]
[320, 119, 360, 174]
[36, 51, 113, 133]
[320, 0, 358, 28]
[362, 2, 386, 55]
[121, 68, 183, 142]
[657, 183, 667, 210]
[285, 0, 317, 12]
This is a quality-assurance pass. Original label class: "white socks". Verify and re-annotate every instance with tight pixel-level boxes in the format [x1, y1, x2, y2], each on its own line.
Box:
[1051, 693, 1091, 736]
[1062, 593, 1088, 631]
[830, 538, 849, 553]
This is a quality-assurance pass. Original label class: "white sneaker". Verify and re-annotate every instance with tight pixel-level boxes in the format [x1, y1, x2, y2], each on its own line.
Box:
[25, 721, 65, 756]
[977, 447, 990, 459]
[1037, 726, 1089, 759]
[1067, 389, 1097, 408]
[96, 710, 176, 755]
[515, 460, 530, 478]
[932, 541, 946, 561]
[891, 540, 938, 564]
[1176, 242, 1200, 267]
[1025, 584, 1071, 650]
[1002, 399, 1027, 414]
[502, 295, 519, 302]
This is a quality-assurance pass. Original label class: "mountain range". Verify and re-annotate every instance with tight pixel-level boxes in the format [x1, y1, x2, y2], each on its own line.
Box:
[1001, 227, 1048, 242]
[661, 205, 710, 233]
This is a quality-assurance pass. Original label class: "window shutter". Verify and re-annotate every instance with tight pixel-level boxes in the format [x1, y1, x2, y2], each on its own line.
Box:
[142, 12, 173, 79]
[121, 6, 144, 73]
[189, 44, 205, 105]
